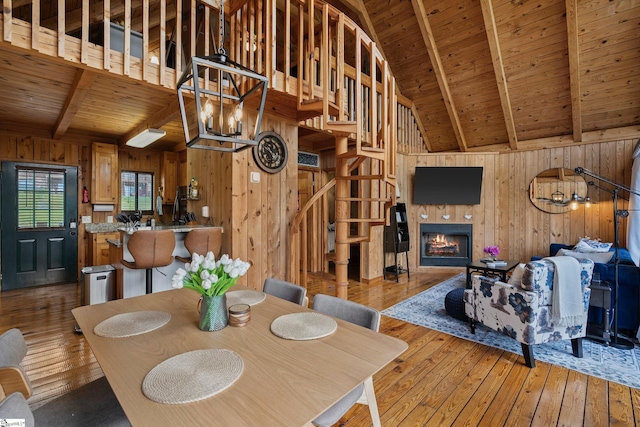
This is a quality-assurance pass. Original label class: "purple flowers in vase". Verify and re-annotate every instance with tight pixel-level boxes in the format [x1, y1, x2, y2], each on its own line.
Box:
[483, 245, 500, 260]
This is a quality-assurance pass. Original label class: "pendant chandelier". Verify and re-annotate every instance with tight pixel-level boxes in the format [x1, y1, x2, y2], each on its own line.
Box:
[177, 0, 268, 152]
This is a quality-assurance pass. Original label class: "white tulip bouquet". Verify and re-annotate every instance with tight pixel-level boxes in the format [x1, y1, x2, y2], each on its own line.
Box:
[171, 252, 250, 297]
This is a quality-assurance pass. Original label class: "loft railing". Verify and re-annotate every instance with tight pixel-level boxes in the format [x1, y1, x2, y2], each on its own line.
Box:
[2, 0, 424, 148]
[397, 94, 429, 154]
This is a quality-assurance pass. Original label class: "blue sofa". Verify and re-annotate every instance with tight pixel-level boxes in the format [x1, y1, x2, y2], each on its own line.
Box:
[546, 243, 639, 333]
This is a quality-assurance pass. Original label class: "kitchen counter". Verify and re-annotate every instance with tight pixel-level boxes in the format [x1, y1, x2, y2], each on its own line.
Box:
[86, 223, 212, 234]
[85, 223, 121, 234]
[117, 224, 213, 233]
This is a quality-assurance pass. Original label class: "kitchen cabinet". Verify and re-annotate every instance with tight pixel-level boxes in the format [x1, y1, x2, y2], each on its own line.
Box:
[89, 232, 119, 266]
[91, 142, 118, 204]
[161, 151, 178, 204]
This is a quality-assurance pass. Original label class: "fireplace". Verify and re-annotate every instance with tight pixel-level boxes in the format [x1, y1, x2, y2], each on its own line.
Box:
[420, 224, 472, 266]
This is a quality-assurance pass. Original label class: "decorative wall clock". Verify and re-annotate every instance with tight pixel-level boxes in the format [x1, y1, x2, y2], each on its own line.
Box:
[253, 131, 288, 174]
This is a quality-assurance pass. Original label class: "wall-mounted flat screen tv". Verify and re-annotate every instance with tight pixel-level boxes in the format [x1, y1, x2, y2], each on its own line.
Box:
[413, 166, 483, 205]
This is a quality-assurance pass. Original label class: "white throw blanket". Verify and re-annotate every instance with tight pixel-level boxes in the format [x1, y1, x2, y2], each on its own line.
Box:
[546, 256, 583, 326]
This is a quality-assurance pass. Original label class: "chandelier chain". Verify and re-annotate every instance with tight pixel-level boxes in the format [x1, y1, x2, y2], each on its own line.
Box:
[218, 0, 226, 55]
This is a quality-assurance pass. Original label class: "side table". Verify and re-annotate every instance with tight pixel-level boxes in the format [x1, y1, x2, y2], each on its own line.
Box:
[586, 281, 611, 345]
[465, 260, 520, 288]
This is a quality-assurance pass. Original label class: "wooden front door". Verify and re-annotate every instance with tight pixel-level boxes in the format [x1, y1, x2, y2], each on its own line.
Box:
[1, 162, 79, 290]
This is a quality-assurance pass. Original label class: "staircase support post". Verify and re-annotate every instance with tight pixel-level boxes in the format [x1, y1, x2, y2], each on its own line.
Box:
[335, 133, 350, 299]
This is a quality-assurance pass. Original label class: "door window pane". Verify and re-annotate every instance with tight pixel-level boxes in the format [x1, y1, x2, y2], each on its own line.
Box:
[17, 169, 65, 229]
[120, 171, 154, 212]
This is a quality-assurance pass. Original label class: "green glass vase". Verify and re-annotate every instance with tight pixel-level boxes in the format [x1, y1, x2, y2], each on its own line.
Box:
[198, 295, 228, 331]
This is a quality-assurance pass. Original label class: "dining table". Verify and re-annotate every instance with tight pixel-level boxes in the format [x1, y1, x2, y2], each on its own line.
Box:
[72, 286, 408, 426]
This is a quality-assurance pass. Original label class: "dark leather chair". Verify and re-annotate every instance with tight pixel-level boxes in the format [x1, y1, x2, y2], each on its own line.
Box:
[121, 230, 175, 294]
[176, 228, 223, 263]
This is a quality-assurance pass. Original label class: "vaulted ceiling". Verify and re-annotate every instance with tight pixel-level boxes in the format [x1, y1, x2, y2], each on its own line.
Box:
[335, 0, 640, 152]
[1, 0, 639, 154]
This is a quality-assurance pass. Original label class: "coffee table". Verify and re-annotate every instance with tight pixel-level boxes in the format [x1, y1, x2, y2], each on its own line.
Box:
[465, 259, 520, 288]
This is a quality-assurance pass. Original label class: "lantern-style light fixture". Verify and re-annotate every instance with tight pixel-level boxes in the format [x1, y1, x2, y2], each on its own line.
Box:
[177, 1, 268, 152]
[551, 189, 565, 204]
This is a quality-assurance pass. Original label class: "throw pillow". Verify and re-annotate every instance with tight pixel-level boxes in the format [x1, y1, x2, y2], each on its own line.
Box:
[573, 238, 612, 253]
[507, 263, 526, 287]
[558, 248, 614, 264]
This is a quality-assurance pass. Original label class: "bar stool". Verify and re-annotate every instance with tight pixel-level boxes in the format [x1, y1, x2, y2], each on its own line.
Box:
[176, 228, 223, 263]
[121, 230, 175, 294]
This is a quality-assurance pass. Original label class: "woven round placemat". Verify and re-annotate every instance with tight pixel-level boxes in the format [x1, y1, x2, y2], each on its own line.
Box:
[226, 290, 266, 306]
[94, 311, 171, 338]
[270, 312, 337, 340]
[142, 349, 243, 404]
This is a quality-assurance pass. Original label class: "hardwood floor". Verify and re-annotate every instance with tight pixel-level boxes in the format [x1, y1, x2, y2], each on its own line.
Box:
[1, 270, 639, 426]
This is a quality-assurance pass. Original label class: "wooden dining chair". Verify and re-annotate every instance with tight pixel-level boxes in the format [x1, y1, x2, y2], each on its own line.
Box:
[263, 278, 307, 306]
[311, 294, 382, 427]
[0, 328, 131, 427]
[176, 227, 223, 263]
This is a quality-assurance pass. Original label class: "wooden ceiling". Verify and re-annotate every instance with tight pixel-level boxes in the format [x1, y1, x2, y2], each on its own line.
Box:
[332, 0, 640, 152]
[1, 0, 639, 153]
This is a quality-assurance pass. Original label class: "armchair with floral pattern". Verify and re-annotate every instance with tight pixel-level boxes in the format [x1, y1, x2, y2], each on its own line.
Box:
[463, 258, 594, 367]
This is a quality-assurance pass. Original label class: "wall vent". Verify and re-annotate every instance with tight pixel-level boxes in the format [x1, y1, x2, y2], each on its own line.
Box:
[298, 151, 320, 168]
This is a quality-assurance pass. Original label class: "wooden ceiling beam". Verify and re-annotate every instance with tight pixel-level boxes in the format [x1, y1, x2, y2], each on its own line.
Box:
[410, 0, 467, 152]
[565, 0, 582, 142]
[118, 97, 183, 149]
[475, 125, 640, 153]
[53, 69, 97, 140]
[480, 0, 518, 151]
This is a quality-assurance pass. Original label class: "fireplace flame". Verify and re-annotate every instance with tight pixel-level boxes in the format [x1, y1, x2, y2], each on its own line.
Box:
[425, 234, 460, 256]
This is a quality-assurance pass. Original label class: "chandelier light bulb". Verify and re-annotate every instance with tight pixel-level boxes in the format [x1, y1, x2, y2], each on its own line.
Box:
[204, 99, 214, 117]
[234, 104, 243, 121]
[570, 192, 579, 210]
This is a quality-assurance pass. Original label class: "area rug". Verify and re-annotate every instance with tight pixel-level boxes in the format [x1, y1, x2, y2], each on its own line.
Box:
[382, 273, 640, 389]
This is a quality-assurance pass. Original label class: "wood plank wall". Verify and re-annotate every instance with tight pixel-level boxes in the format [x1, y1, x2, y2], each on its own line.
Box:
[182, 148, 234, 255]
[185, 114, 299, 290]
[1, 130, 635, 288]
[396, 138, 638, 271]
